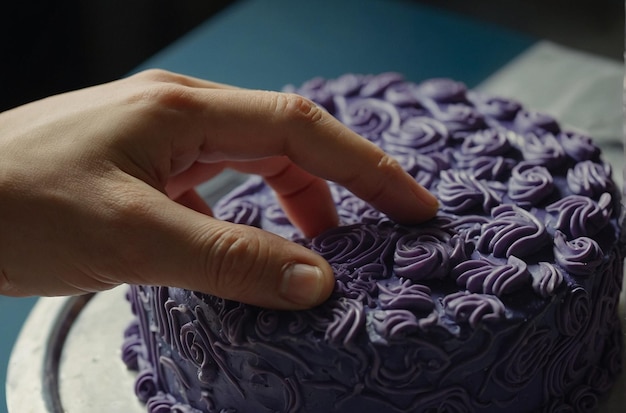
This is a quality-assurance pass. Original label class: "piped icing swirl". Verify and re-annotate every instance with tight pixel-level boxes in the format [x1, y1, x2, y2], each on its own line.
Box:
[437, 170, 505, 213]
[452, 255, 531, 297]
[566, 161, 614, 198]
[508, 162, 554, 206]
[557, 130, 600, 162]
[382, 116, 448, 154]
[546, 193, 612, 238]
[442, 291, 506, 328]
[553, 231, 603, 277]
[335, 96, 400, 141]
[519, 133, 566, 169]
[468, 92, 522, 121]
[477, 204, 549, 258]
[393, 232, 451, 280]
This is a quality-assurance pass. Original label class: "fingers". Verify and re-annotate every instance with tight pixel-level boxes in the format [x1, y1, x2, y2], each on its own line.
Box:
[210, 89, 438, 223]
[109, 187, 334, 309]
[131, 77, 438, 225]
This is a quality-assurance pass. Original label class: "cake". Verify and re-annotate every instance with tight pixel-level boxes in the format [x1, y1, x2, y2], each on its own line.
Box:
[122, 73, 624, 413]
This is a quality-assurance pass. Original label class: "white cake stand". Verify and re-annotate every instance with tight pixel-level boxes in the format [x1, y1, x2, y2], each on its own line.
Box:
[6, 280, 626, 413]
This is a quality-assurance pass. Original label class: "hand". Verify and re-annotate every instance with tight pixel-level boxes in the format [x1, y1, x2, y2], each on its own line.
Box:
[0, 69, 438, 309]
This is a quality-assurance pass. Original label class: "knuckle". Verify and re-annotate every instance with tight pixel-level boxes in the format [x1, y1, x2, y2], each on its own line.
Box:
[376, 152, 404, 176]
[362, 153, 404, 203]
[272, 92, 325, 125]
[100, 187, 161, 245]
[131, 83, 194, 111]
[200, 225, 270, 298]
[132, 68, 178, 83]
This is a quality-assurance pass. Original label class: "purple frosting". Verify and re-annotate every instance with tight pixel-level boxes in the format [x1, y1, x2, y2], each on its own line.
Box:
[382, 116, 449, 154]
[566, 161, 614, 198]
[508, 162, 554, 206]
[123, 73, 623, 413]
[477, 204, 550, 258]
[546, 193, 612, 239]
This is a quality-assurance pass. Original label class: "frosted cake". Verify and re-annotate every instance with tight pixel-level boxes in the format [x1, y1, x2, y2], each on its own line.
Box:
[123, 73, 624, 413]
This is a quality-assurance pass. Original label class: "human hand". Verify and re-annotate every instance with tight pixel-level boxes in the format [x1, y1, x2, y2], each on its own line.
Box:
[0, 69, 438, 309]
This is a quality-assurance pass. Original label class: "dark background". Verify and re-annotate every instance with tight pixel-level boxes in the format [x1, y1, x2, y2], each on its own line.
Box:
[0, 0, 622, 112]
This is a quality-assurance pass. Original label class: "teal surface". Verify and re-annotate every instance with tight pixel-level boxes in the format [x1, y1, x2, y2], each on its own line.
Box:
[134, 0, 534, 89]
[2, 1, 534, 412]
[1, 296, 37, 413]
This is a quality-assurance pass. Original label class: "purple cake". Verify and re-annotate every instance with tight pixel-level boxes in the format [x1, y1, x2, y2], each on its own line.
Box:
[122, 73, 624, 413]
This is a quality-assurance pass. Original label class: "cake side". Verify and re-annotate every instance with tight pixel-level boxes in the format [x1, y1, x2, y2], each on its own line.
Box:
[122, 73, 624, 413]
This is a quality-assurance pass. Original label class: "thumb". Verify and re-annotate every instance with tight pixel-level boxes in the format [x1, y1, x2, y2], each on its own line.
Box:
[114, 191, 335, 310]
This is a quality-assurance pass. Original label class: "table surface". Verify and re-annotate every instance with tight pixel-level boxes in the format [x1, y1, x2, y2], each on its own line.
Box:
[2, 0, 622, 412]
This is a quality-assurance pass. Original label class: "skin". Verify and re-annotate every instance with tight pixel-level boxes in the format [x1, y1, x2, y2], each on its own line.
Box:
[0, 69, 438, 310]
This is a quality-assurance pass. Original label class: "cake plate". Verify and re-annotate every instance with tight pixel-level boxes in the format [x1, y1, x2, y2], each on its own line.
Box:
[7, 280, 626, 413]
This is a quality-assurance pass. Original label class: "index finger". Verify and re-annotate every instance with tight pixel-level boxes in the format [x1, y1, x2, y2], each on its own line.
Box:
[133, 73, 439, 224]
[196, 89, 439, 224]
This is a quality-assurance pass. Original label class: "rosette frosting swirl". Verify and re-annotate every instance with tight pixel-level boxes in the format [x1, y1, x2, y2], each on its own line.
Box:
[513, 110, 560, 135]
[312, 224, 396, 277]
[558, 130, 600, 162]
[393, 233, 451, 280]
[468, 93, 522, 121]
[566, 160, 614, 198]
[452, 255, 531, 297]
[461, 129, 512, 157]
[553, 231, 603, 277]
[519, 133, 566, 169]
[508, 162, 554, 206]
[546, 193, 612, 238]
[334, 96, 400, 141]
[442, 291, 506, 328]
[428, 103, 486, 135]
[437, 170, 505, 213]
[477, 204, 549, 258]
[455, 154, 515, 181]
[382, 116, 448, 154]
[378, 279, 434, 312]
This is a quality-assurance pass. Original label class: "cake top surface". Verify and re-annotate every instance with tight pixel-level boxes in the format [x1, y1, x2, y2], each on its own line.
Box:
[209, 72, 621, 345]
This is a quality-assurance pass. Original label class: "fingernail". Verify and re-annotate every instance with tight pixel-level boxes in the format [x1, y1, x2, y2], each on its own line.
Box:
[280, 263, 325, 307]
